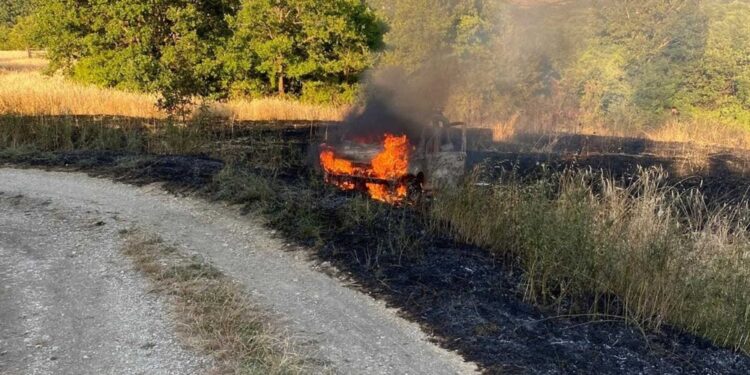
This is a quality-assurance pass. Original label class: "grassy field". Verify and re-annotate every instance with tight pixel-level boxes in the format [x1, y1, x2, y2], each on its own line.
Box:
[0, 51, 348, 121]
[433, 168, 750, 351]
[0, 50, 48, 72]
[3, 50, 749, 149]
[490, 114, 750, 151]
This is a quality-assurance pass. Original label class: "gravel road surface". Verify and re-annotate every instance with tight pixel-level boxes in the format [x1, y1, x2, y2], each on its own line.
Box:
[0, 190, 210, 374]
[0, 168, 476, 374]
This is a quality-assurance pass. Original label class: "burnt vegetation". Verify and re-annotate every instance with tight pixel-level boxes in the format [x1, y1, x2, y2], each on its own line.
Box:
[4, 117, 750, 373]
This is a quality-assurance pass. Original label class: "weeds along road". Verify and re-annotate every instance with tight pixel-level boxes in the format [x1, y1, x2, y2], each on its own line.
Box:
[0, 168, 477, 375]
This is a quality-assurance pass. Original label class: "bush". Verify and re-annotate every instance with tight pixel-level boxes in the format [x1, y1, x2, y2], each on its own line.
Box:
[301, 81, 359, 105]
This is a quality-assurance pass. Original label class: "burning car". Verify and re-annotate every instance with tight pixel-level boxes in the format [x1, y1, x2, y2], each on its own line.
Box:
[319, 113, 467, 203]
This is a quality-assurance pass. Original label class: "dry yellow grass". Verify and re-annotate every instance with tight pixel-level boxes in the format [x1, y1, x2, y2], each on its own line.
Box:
[4, 50, 747, 144]
[0, 51, 348, 121]
[490, 113, 520, 142]
[489, 111, 750, 150]
[211, 99, 349, 122]
[0, 50, 48, 73]
[0, 71, 166, 118]
[645, 120, 750, 150]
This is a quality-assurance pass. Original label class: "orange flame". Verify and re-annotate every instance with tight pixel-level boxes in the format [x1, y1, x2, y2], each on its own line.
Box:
[320, 134, 410, 203]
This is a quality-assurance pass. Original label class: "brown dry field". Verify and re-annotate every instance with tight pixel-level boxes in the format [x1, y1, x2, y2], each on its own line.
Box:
[0, 51, 348, 121]
[2, 50, 750, 150]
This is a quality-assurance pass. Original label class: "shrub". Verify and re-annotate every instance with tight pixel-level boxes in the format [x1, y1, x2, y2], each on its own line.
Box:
[301, 81, 359, 105]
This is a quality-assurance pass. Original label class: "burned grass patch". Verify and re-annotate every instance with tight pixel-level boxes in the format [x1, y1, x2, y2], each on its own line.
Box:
[4, 121, 750, 373]
[0, 149, 224, 192]
[208, 164, 750, 374]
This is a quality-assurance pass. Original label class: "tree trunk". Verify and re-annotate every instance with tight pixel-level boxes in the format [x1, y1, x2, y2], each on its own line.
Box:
[27, 47, 31, 58]
[278, 73, 285, 96]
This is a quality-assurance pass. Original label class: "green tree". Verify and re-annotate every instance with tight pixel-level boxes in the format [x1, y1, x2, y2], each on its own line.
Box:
[225, 0, 384, 102]
[369, 0, 502, 72]
[0, 0, 35, 49]
[677, 1, 750, 124]
[36, 0, 239, 112]
[563, 0, 750, 128]
[562, 0, 708, 128]
[35, 0, 382, 108]
[366, 0, 509, 120]
[0, 0, 31, 26]
[4, 14, 45, 52]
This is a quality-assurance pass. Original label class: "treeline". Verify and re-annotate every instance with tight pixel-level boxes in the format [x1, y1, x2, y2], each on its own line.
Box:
[569, 1, 750, 130]
[2, 0, 384, 110]
[370, 0, 750, 130]
[0, 0, 36, 52]
[2, 0, 749, 130]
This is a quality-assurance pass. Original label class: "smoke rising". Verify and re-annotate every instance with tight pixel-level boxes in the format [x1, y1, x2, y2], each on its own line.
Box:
[334, 0, 584, 142]
[340, 66, 456, 140]
[334, 57, 461, 142]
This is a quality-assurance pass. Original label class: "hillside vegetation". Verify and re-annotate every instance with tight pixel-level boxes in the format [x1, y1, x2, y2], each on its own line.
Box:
[2, 1, 749, 143]
[369, 1, 750, 138]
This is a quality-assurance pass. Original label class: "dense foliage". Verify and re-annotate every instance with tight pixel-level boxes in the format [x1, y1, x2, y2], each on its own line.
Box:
[31, 0, 242, 111]
[0, 0, 36, 49]
[0, 0, 29, 26]
[564, 0, 750, 130]
[371, 0, 750, 130]
[18, 0, 383, 110]
[2, 0, 749, 128]
[223, 0, 384, 103]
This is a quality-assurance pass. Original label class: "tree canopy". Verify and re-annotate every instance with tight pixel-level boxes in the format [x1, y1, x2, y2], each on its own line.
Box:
[224, 0, 384, 102]
[371, 0, 750, 129]
[0, 0, 31, 27]
[3, 0, 749, 129]
[26, 0, 383, 110]
[0, 0, 37, 49]
[29, 0, 241, 111]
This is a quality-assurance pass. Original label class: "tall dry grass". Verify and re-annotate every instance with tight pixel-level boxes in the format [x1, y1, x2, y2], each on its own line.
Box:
[0, 51, 348, 122]
[0, 71, 166, 118]
[210, 99, 348, 122]
[490, 113, 750, 151]
[432, 167, 750, 352]
[5, 50, 748, 144]
[646, 119, 750, 150]
[0, 50, 48, 73]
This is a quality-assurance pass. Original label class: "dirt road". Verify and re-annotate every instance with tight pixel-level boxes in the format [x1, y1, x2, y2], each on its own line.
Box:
[0, 168, 476, 375]
[0, 191, 211, 374]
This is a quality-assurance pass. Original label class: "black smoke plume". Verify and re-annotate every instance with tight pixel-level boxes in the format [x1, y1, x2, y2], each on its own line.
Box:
[332, 60, 459, 143]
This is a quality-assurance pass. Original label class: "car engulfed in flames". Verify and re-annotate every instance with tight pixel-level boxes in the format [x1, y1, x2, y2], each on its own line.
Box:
[319, 134, 413, 204]
[319, 117, 468, 204]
